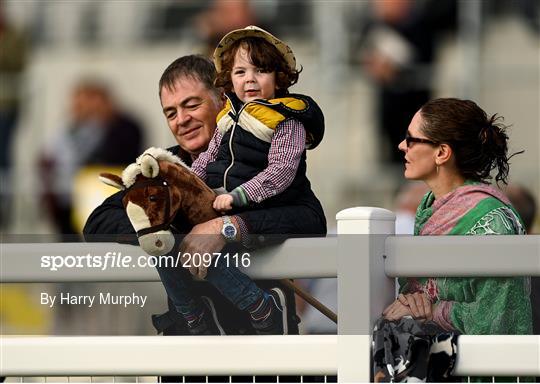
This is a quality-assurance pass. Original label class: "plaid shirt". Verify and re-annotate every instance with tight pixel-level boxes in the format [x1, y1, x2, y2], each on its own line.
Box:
[191, 118, 306, 203]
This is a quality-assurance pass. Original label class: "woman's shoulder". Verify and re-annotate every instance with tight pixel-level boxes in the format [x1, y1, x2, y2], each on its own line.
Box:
[464, 197, 526, 235]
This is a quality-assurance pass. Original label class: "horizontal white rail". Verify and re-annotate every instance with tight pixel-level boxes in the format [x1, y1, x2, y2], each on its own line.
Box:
[384, 235, 540, 277]
[2, 335, 538, 376]
[3, 235, 538, 283]
[0, 237, 337, 282]
[454, 335, 540, 376]
[0, 335, 337, 376]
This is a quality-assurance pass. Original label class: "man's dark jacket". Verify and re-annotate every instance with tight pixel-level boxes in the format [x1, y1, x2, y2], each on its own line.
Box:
[83, 145, 327, 337]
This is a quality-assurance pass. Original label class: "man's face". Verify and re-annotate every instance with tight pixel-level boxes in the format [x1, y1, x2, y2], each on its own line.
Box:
[160, 77, 223, 157]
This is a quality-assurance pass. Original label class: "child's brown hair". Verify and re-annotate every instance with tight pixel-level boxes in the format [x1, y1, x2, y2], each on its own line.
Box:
[214, 37, 301, 98]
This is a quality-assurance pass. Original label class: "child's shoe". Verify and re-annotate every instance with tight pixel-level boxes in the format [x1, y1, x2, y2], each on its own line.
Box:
[251, 288, 288, 335]
[187, 296, 225, 335]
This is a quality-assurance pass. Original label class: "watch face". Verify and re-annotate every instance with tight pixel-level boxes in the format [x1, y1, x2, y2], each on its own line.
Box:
[224, 225, 236, 238]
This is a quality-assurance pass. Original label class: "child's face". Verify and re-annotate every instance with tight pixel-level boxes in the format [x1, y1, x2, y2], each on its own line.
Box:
[231, 47, 277, 103]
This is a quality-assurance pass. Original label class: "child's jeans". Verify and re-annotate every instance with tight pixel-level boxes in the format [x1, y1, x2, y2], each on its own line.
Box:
[155, 248, 263, 316]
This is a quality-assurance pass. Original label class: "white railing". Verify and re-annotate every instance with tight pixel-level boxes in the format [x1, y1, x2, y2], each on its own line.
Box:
[2, 335, 538, 378]
[1, 207, 539, 381]
[1, 335, 337, 376]
[0, 237, 337, 282]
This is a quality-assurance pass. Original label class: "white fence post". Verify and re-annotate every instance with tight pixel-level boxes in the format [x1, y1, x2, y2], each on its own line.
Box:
[336, 207, 395, 382]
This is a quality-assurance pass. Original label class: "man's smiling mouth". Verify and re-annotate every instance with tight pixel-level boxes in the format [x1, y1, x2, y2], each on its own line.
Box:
[181, 126, 200, 136]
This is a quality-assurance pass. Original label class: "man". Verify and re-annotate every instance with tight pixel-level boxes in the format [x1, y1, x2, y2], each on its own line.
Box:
[0, 9, 27, 229]
[83, 55, 327, 338]
[40, 80, 143, 237]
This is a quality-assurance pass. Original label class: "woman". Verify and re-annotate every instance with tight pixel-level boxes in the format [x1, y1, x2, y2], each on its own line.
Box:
[383, 98, 531, 335]
[373, 98, 532, 383]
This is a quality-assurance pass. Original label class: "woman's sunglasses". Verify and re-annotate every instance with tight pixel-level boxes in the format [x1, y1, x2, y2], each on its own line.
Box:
[405, 134, 438, 148]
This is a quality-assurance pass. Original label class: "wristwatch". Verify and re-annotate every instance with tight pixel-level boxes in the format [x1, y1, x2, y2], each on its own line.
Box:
[221, 216, 238, 242]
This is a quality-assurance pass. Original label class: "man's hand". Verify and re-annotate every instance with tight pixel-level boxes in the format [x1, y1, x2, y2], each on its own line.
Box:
[179, 217, 228, 279]
[213, 194, 233, 212]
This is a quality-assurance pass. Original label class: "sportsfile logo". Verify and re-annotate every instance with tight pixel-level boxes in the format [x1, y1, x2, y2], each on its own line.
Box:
[40, 252, 179, 271]
[40, 252, 252, 271]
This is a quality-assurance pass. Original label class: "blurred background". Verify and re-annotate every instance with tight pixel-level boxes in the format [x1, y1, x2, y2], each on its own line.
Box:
[1, 0, 538, 337]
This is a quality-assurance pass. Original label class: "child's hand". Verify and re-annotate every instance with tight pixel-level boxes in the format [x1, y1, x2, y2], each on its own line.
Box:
[213, 194, 233, 212]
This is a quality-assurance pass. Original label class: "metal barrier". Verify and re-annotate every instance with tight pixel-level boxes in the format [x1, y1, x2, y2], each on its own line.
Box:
[1, 207, 539, 381]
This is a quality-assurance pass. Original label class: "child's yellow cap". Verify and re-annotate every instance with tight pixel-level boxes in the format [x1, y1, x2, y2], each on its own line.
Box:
[213, 25, 296, 73]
